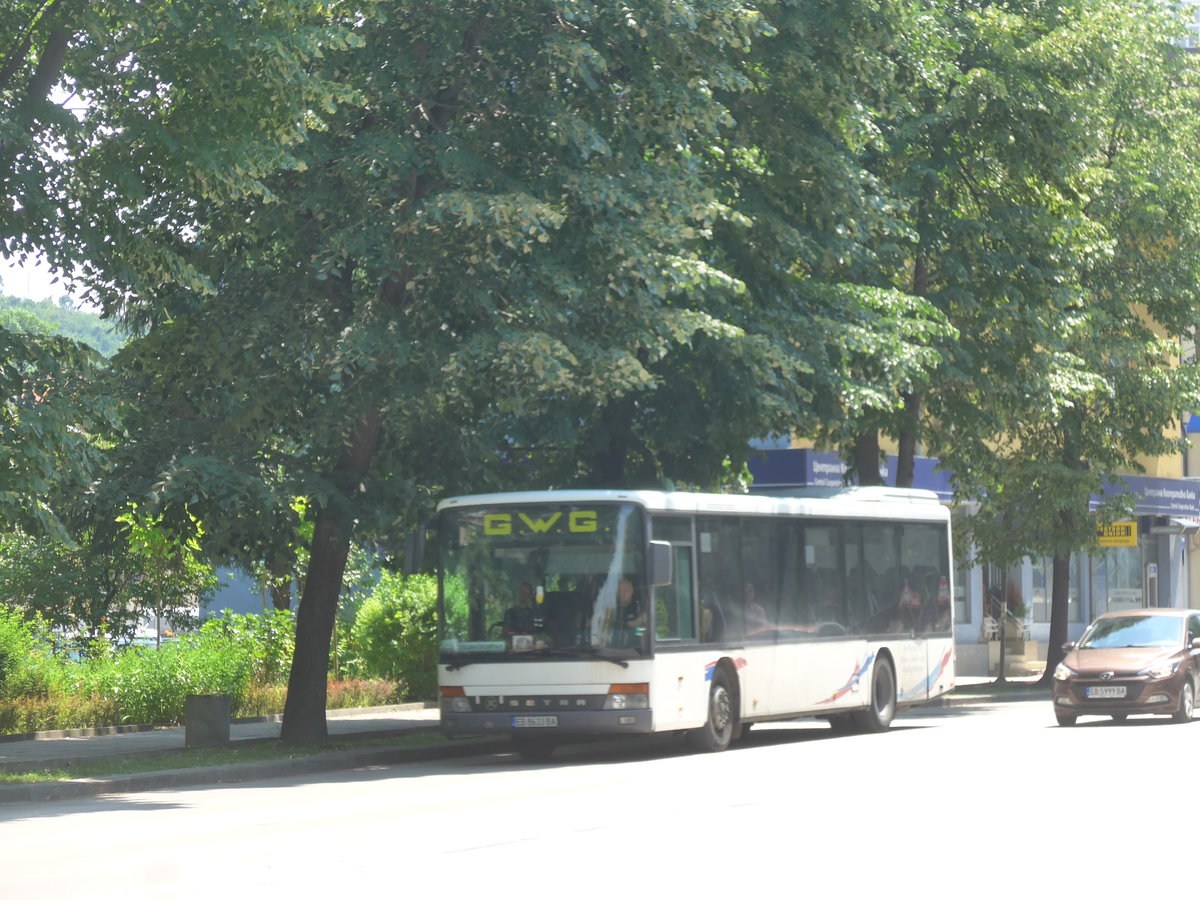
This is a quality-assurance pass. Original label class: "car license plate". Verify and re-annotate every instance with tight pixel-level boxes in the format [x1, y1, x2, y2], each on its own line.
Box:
[513, 716, 558, 728]
[1086, 686, 1126, 699]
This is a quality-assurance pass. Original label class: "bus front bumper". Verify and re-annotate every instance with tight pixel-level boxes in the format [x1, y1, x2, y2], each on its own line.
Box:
[440, 709, 654, 738]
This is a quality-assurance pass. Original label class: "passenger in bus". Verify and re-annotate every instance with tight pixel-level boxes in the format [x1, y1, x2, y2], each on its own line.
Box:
[503, 582, 538, 634]
[743, 582, 771, 637]
[701, 597, 725, 642]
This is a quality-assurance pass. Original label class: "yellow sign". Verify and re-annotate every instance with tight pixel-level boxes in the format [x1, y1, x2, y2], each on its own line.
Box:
[1097, 521, 1137, 547]
[483, 510, 598, 536]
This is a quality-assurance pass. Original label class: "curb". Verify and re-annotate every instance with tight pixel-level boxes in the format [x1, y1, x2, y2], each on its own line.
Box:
[0, 735, 510, 805]
[934, 689, 1049, 708]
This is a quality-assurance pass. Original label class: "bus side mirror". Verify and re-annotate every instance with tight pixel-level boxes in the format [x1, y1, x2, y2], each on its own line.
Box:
[649, 541, 673, 588]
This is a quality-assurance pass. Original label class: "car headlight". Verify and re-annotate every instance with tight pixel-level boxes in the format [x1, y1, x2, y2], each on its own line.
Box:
[1053, 663, 1074, 681]
[1146, 661, 1180, 679]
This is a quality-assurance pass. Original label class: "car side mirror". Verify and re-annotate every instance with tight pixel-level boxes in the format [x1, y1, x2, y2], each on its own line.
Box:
[1061, 641, 1076, 652]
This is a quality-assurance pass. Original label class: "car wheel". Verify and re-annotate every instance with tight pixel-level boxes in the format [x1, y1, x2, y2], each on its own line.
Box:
[689, 668, 735, 752]
[1172, 681, 1195, 724]
[1055, 711, 1077, 727]
[850, 656, 896, 733]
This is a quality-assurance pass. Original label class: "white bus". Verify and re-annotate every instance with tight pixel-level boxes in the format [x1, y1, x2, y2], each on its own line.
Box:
[436, 487, 955, 759]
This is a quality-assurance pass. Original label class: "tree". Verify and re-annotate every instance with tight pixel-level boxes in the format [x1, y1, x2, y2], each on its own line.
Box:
[954, 2, 1200, 681]
[0, 507, 218, 647]
[705, 0, 955, 484]
[2, 0, 360, 293]
[0, 326, 111, 539]
[96, 1, 775, 744]
[2, 1, 362, 549]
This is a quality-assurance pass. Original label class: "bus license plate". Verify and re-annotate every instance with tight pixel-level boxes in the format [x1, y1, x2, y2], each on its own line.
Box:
[513, 716, 558, 728]
[1086, 686, 1126, 699]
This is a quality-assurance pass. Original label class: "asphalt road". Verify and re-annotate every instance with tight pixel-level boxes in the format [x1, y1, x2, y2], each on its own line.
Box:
[0, 697, 1187, 898]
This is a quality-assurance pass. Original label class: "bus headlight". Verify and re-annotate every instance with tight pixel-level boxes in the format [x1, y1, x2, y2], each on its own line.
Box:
[604, 683, 649, 710]
[440, 686, 471, 713]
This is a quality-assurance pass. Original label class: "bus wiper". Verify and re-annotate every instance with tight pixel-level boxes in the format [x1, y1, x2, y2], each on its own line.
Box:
[536, 647, 630, 669]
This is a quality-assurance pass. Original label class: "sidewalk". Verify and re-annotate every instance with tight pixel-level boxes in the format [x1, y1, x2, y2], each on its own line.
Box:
[936, 674, 1049, 707]
[0, 703, 505, 805]
[0, 678, 1048, 805]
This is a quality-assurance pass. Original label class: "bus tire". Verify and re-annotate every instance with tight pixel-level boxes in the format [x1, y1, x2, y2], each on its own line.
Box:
[851, 656, 896, 734]
[689, 668, 735, 752]
[511, 736, 557, 761]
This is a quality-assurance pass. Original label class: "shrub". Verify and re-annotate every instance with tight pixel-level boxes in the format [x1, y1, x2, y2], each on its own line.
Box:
[343, 572, 438, 701]
[326, 679, 403, 709]
[0, 693, 118, 734]
[0, 607, 67, 698]
[234, 682, 288, 719]
[201, 609, 295, 685]
[74, 623, 258, 725]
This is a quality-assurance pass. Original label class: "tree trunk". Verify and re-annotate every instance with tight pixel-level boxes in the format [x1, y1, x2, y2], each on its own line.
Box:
[279, 508, 353, 744]
[895, 392, 922, 488]
[853, 431, 883, 486]
[1038, 552, 1071, 687]
[894, 246, 928, 490]
[280, 410, 382, 745]
[269, 578, 292, 612]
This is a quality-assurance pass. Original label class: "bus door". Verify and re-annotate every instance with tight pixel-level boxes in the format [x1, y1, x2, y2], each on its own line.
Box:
[649, 517, 704, 729]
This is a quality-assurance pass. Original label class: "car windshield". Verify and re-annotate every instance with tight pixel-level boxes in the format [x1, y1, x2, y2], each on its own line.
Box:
[1078, 615, 1183, 650]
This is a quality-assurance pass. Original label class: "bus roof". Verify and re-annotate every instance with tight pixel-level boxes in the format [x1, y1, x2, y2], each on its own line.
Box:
[436, 486, 949, 522]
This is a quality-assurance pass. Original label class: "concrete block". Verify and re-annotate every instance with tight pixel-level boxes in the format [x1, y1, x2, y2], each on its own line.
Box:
[185, 694, 231, 747]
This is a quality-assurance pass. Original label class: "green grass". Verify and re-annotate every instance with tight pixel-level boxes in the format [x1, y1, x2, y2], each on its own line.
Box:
[0, 730, 449, 784]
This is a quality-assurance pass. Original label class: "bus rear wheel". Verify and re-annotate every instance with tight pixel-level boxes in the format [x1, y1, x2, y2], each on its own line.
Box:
[689, 668, 735, 752]
[850, 656, 896, 734]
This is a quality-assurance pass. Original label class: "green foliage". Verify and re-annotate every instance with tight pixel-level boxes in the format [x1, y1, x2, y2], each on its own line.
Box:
[202, 610, 296, 686]
[77, 630, 258, 725]
[0, 693, 119, 735]
[3, 0, 1200, 734]
[0, 605, 42, 692]
[118, 506, 216, 633]
[0, 603, 410, 733]
[0, 326, 115, 541]
[0, 508, 219, 643]
[342, 573, 438, 701]
[0, 294, 124, 357]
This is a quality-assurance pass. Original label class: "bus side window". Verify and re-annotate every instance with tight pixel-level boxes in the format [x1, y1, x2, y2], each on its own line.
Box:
[654, 545, 695, 640]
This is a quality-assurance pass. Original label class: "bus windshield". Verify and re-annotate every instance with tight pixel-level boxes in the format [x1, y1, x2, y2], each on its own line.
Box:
[439, 502, 648, 660]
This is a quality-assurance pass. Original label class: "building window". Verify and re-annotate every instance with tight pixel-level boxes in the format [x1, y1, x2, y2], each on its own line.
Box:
[954, 562, 971, 625]
[1031, 555, 1083, 624]
[1090, 547, 1143, 616]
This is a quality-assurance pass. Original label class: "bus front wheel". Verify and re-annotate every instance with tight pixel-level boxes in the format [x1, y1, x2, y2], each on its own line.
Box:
[689, 668, 736, 753]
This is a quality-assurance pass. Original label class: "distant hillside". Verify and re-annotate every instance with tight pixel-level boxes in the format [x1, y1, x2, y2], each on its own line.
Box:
[0, 294, 124, 358]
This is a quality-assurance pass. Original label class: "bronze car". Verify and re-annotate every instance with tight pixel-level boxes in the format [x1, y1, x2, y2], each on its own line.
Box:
[1051, 608, 1200, 726]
